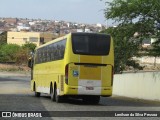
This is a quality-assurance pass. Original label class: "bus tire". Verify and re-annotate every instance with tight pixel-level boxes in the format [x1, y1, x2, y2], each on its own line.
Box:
[83, 96, 100, 104]
[55, 87, 61, 103]
[34, 83, 40, 97]
[50, 85, 55, 101]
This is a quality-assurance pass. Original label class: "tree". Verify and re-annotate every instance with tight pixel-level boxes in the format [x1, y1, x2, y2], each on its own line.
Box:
[22, 42, 37, 52]
[148, 39, 160, 67]
[101, 25, 141, 73]
[0, 43, 36, 64]
[0, 44, 21, 62]
[15, 48, 29, 65]
[0, 31, 7, 45]
[103, 0, 160, 72]
[19, 42, 37, 65]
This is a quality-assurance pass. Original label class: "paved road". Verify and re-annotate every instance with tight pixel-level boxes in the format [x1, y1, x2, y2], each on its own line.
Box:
[0, 74, 160, 120]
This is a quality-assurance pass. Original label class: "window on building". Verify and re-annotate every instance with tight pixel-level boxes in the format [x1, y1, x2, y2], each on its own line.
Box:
[29, 37, 38, 42]
[40, 37, 44, 44]
[23, 38, 27, 42]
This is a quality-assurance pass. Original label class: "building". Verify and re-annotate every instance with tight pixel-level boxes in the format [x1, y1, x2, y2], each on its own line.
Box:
[7, 31, 55, 46]
[17, 24, 30, 31]
[76, 28, 92, 33]
[4, 18, 18, 25]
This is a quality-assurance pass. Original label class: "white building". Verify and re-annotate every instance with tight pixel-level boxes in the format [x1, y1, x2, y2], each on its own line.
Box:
[96, 23, 102, 28]
[29, 22, 35, 26]
[76, 28, 92, 33]
[17, 25, 30, 31]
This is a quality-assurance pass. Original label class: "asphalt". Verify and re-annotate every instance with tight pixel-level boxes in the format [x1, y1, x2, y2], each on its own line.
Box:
[0, 71, 160, 120]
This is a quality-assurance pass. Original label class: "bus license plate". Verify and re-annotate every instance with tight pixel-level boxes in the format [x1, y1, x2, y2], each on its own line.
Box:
[86, 87, 94, 90]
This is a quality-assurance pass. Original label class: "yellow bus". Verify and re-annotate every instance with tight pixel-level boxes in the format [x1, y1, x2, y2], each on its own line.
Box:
[29, 32, 114, 104]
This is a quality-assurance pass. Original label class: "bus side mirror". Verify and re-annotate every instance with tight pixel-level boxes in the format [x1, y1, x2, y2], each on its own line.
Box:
[28, 51, 34, 68]
[28, 59, 33, 68]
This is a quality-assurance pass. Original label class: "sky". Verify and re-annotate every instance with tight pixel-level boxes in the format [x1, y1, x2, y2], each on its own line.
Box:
[0, 0, 113, 25]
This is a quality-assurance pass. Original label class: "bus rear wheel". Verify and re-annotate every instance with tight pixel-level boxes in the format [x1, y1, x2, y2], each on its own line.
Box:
[34, 84, 40, 97]
[50, 86, 55, 101]
[55, 87, 62, 103]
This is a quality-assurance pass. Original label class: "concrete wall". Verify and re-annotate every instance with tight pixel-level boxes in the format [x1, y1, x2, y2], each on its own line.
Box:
[113, 72, 160, 101]
[7, 31, 40, 46]
[7, 32, 54, 46]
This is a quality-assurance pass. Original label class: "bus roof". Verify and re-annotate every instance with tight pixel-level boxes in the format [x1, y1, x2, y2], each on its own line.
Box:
[71, 32, 110, 36]
[35, 32, 110, 50]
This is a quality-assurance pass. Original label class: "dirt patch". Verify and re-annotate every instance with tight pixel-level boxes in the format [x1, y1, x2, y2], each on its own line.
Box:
[0, 63, 30, 72]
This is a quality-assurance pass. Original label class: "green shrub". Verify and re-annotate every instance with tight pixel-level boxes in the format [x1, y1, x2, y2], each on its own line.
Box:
[0, 44, 21, 62]
[0, 42, 36, 65]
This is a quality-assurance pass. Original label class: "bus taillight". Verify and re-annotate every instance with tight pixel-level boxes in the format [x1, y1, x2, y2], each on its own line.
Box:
[65, 64, 69, 84]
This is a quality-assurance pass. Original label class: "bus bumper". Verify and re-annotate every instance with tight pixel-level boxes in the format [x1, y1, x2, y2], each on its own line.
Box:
[64, 85, 112, 96]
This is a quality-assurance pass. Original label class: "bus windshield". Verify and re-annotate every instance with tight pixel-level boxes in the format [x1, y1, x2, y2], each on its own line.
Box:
[72, 33, 111, 55]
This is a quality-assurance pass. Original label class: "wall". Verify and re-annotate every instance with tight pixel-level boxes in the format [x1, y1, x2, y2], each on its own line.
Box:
[7, 32, 40, 46]
[113, 72, 160, 101]
[7, 32, 54, 46]
[40, 32, 54, 44]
